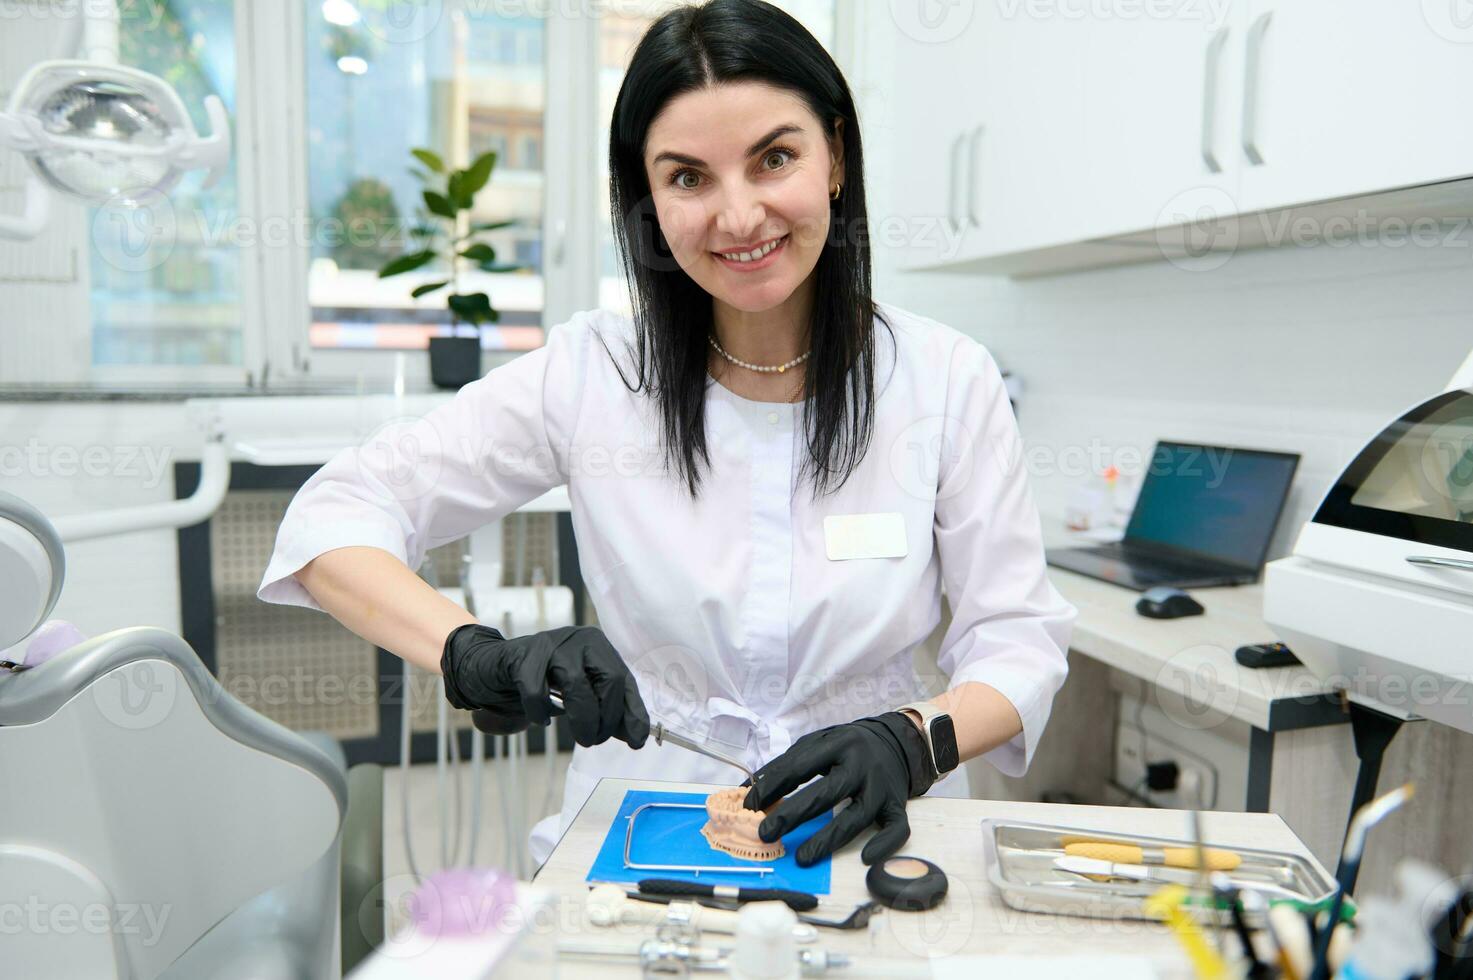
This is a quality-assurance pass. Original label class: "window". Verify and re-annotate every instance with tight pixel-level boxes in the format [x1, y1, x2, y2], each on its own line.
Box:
[0, 0, 844, 384]
[304, 6, 546, 354]
[91, 0, 243, 370]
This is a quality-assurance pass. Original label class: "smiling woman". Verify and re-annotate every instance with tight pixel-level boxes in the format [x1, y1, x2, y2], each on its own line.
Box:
[606, 0, 886, 498]
[264, 0, 1075, 876]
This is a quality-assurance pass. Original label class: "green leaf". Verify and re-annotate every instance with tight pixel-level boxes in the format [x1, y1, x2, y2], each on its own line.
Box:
[411, 148, 445, 173]
[423, 190, 456, 219]
[408, 224, 438, 239]
[447, 170, 474, 210]
[461, 151, 497, 196]
[378, 250, 436, 278]
[406, 167, 431, 184]
[477, 262, 521, 273]
[459, 242, 495, 263]
[447, 292, 494, 325]
[469, 220, 514, 233]
[411, 280, 450, 298]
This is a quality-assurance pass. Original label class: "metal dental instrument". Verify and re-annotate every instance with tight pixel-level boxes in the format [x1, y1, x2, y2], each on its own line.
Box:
[624, 801, 774, 877]
[547, 689, 754, 781]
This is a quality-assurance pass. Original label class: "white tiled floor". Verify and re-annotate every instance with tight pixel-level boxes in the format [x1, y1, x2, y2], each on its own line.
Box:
[379, 745, 573, 934]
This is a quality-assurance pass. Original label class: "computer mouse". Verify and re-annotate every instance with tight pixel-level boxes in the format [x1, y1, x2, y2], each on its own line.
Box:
[1135, 586, 1204, 619]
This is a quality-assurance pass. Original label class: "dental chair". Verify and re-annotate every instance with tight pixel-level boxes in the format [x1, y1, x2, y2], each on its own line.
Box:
[0, 490, 385, 979]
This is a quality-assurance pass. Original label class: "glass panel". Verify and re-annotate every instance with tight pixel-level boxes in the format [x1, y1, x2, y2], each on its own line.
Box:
[90, 0, 242, 367]
[596, 1, 837, 315]
[305, 4, 545, 352]
[1313, 389, 1473, 553]
[1350, 392, 1473, 524]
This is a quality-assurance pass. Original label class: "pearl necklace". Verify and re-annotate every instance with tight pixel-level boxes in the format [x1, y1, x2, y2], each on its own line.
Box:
[708, 334, 810, 374]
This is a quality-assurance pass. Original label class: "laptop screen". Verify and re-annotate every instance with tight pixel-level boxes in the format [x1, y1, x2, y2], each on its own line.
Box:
[1124, 442, 1300, 569]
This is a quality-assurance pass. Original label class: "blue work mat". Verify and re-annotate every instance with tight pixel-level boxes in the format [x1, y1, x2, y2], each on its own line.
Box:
[585, 790, 833, 894]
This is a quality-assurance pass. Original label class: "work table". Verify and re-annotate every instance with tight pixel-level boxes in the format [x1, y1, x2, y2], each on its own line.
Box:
[1040, 520, 1344, 735]
[1036, 520, 1358, 867]
[529, 777, 1328, 978]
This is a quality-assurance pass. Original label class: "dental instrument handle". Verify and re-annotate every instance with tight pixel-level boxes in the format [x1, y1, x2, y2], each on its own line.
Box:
[547, 688, 754, 780]
[637, 878, 819, 911]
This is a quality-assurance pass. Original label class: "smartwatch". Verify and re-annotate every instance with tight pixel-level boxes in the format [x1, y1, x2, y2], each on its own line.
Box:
[897, 701, 960, 778]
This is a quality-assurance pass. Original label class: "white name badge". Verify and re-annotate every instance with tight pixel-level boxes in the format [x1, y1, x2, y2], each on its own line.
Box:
[823, 513, 908, 561]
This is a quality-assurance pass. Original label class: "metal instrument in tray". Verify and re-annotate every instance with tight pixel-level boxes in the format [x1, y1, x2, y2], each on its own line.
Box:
[980, 819, 1337, 925]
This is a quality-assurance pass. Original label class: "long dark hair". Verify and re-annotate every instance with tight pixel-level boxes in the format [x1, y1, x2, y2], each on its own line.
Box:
[605, 0, 892, 501]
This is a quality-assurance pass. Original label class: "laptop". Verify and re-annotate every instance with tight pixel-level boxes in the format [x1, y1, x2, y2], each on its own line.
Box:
[1046, 441, 1300, 591]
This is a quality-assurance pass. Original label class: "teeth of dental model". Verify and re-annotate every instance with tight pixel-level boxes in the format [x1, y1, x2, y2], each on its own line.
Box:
[700, 786, 785, 862]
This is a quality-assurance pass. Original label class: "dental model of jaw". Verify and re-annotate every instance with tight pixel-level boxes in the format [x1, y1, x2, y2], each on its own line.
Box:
[700, 787, 785, 862]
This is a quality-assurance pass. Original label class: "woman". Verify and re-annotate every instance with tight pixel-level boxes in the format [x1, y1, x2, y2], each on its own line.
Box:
[258, 0, 1075, 870]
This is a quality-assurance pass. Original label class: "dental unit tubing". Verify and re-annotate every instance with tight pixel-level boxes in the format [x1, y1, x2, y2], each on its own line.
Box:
[51, 438, 230, 543]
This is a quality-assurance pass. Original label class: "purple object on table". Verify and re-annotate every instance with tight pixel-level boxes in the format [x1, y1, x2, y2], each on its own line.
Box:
[408, 868, 516, 938]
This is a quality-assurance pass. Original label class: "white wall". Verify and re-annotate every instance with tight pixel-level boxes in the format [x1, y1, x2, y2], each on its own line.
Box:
[0, 402, 200, 641]
[879, 241, 1471, 556]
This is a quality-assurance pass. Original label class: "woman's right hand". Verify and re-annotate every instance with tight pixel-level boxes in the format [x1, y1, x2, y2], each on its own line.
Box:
[440, 623, 651, 748]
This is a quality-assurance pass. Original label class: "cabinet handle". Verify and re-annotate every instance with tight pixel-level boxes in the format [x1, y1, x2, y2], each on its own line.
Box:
[948, 130, 967, 232]
[1200, 26, 1229, 174]
[967, 124, 984, 227]
[1406, 556, 1473, 572]
[1241, 10, 1272, 166]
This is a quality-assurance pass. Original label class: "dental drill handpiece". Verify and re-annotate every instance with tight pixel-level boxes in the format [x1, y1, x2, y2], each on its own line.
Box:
[546, 689, 754, 781]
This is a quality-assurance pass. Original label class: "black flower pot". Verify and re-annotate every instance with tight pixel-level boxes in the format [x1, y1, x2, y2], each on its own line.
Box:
[428, 335, 482, 389]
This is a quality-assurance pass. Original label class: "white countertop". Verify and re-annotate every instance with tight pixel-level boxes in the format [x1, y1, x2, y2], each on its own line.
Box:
[1041, 519, 1343, 732]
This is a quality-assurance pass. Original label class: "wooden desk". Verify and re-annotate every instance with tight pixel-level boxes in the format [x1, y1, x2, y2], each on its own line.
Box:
[534, 777, 1328, 979]
[1038, 522, 1348, 815]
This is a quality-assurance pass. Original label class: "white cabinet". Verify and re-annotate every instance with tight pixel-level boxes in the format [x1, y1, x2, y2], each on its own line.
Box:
[890, 7, 1090, 271]
[887, 7, 986, 271]
[888, 2, 1473, 276]
[1079, 4, 1246, 241]
[1236, 0, 1473, 213]
[966, 6, 1092, 257]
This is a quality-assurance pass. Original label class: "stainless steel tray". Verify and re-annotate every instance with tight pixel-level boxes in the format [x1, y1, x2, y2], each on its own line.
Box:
[981, 818, 1338, 925]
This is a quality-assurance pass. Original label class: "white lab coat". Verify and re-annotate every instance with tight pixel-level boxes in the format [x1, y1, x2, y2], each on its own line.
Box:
[258, 301, 1076, 866]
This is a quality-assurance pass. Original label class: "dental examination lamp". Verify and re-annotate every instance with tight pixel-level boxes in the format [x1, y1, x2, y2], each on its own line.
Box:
[0, 0, 231, 240]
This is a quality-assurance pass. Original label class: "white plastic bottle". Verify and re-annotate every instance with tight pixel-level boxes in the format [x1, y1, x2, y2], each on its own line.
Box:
[1336, 860, 1450, 980]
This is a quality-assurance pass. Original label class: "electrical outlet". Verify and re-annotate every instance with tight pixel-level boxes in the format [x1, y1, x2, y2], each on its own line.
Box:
[1115, 718, 1219, 810]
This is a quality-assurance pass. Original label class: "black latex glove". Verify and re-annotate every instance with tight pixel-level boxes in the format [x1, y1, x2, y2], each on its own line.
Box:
[742, 712, 937, 867]
[440, 623, 651, 749]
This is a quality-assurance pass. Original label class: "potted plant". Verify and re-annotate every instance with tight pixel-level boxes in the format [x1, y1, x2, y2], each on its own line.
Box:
[378, 146, 520, 389]
[330, 177, 400, 270]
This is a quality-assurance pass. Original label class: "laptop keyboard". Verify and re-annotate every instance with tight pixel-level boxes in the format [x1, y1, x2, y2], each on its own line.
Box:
[1091, 542, 1223, 577]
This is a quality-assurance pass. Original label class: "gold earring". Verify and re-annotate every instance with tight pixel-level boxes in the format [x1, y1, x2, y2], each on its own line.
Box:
[830, 183, 842, 201]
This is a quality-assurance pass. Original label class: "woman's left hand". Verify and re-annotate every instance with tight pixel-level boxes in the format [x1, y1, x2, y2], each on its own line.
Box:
[742, 711, 937, 867]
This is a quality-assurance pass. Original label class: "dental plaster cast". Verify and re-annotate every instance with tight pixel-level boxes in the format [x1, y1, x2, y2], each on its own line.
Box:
[701, 787, 785, 862]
